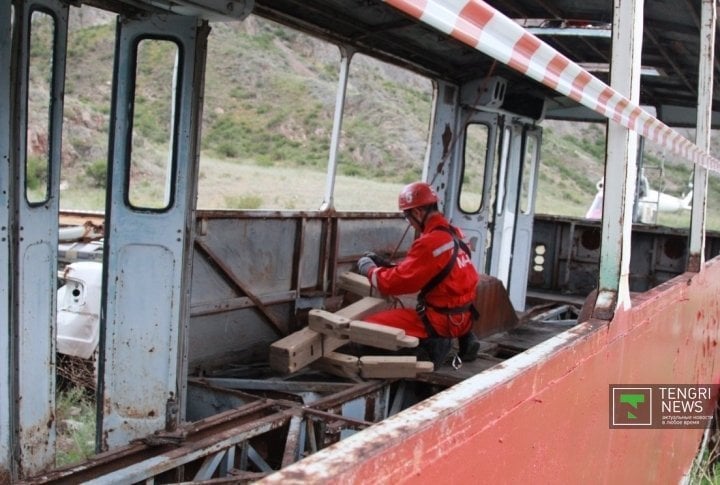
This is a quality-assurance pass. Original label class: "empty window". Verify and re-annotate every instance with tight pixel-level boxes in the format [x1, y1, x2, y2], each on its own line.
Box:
[459, 123, 490, 213]
[128, 38, 179, 210]
[26, 9, 55, 204]
[520, 133, 538, 214]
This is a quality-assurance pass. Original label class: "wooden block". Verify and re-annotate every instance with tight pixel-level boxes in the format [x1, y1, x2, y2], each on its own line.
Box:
[415, 361, 434, 374]
[308, 309, 351, 339]
[269, 327, 323, 374]
[397, 335, 420, 348]
[335, 296, 390, 320]
[349, 320, 418, 350]
[337, 272, 373, 297]
[311, 352, 360, 378]
[270, 297, 393, 374]
[359, 356, 430, 378]
[323, 335, 347, 356]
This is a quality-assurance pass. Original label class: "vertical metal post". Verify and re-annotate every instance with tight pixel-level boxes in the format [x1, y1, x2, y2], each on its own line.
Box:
[593, 0, 643, 319]
[0, 0, 12, 481]
[688, 0, 716, 272]
[320, 45, 353, 211]
[177, 20, 209, 425]
[11, 0, 67, 476]
[425, 80, 456, 194]
[98, 14, 207, 450]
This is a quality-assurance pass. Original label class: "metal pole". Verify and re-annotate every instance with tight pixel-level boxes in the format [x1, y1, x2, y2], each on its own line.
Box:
[688, 0, 716, 272]
[320, 45, 354, 211]
[593, 0, 643, 319]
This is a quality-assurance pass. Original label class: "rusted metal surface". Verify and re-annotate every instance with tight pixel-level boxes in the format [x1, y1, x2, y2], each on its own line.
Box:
[260, 256, 720, 484]
[189, 290, 297, 317]
[11, 0, 69, 476]
[280, 416, 303, 468]
[195, 239, 286, 337]
[687, 252, 703, 273]
[530, 215, 720, 297]
[687, 0, 715, 270]
[22, 400, 277, 484]
[19, 246, 719, 484]
[471, 274, 519, 339]
[595, 0, 643, 314]
[188, 212, 409, 372]
[22, 376, 396, 483]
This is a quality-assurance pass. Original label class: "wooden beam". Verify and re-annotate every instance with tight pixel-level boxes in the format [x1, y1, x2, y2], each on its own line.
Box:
[270, 297, 395, 374]
[314, 353, 434, 379]
[337, 272, 373, 297]
[335, 296, 390, 319]
[359, 356, 434, 378]
[309, 309, 418, 350]
[269, 327, 323, 374]
[307, 309, 351, 339]
[311, 352, 360, 378]
[348, 321, 418, 350]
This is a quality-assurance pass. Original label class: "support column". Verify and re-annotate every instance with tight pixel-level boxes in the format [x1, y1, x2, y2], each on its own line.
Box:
[11, 0, 68, 476]
[688, 0, 716, 272]
[593, 0, 643, 319]
[99, 14, 209, 449]
[0, 0, 12, 481]
[320, 46, 354, 211]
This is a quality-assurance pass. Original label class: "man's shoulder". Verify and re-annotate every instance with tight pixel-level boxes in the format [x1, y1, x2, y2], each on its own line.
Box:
[416, 222, 455, 252]
[425, 219, 461, 240]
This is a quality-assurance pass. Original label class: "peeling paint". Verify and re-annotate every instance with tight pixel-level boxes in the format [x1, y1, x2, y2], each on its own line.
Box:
[260, 258, 720, 483]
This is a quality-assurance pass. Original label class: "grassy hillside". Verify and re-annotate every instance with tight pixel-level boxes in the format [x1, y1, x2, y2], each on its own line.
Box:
[40, 7, 720, 229]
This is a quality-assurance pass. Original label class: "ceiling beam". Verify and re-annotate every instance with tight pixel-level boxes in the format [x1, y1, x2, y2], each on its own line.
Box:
[645, 28, 696, 96]
[681, 0, 720, 97]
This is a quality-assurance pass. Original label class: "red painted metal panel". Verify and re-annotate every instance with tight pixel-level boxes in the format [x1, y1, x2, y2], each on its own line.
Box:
[262, 256, 720, 483]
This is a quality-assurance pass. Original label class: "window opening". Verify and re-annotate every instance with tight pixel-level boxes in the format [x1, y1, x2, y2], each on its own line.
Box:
[128, 38, 179, 210]
[459, 123, 490, 213]
[26, 9, 55, 204]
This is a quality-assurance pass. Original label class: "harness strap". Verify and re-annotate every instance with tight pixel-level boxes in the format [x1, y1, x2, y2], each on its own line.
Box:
[418, 233, 459, 302]
[416, 225, 476, 338]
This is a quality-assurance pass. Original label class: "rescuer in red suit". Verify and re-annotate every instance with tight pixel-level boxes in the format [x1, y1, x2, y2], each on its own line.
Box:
[357, 181, 480, 367]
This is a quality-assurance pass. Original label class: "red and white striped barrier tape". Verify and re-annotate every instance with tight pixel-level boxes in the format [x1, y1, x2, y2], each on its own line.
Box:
[385, 0, 720, 173]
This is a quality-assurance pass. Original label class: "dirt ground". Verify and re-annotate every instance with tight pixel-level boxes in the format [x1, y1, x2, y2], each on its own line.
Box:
[196, 157, 407, 211]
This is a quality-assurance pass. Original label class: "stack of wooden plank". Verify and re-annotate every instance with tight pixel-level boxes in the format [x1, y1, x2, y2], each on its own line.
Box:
[269, 272, 433, 378]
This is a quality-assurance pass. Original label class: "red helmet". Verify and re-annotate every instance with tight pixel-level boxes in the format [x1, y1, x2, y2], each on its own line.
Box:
[398, 182, 438, 211]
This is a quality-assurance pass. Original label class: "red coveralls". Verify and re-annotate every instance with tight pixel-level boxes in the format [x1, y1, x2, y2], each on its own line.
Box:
[365, 213, 479, 338]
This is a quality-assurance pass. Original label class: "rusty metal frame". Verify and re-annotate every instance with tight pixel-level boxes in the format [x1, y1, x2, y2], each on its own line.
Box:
[593, 0, 644, 320]
[10, 0, 68, 476]
[24, 379, 394, 484]
[688, 0, 716, 272]
[23, 307, 585, 483]
[195, 238, 287, 337]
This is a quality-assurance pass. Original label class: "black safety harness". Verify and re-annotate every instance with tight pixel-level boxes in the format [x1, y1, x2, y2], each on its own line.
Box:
[416, 226, 478, 338]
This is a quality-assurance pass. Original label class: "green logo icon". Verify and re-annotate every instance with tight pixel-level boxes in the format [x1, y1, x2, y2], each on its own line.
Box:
[620, 393, 645, 419]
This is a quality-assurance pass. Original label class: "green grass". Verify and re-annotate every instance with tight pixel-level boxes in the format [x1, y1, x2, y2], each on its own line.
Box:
[55, 385, 96, 467]
[224, 194, 264, 209]
[688, 432, 720, 485]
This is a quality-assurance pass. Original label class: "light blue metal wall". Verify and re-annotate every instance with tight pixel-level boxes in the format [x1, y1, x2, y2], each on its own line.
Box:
[11, 0, 67, 476]
[0, 0, 11, 480]
[98, 13, 208, 449]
